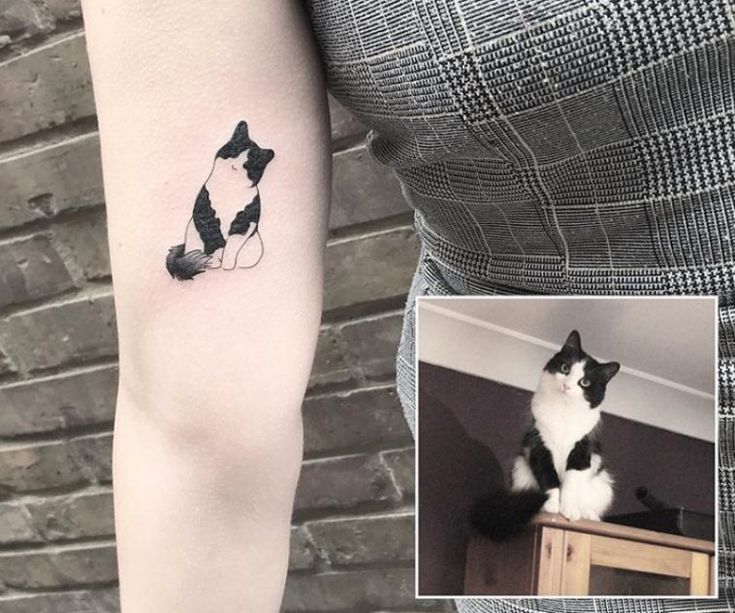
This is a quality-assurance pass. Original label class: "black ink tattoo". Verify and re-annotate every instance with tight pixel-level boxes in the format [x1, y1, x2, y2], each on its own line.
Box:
[166, 121, 275, 280]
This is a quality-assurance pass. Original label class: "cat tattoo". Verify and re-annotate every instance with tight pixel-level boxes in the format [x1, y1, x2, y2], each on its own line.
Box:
[166, 121, 275, 280]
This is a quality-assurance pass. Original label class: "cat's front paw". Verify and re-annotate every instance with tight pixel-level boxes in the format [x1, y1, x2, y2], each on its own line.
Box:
[542, 488, 560, 513]
[581, 510, 601, 521]
[560, 501, 581, 521]
[205, 248, 224, 269]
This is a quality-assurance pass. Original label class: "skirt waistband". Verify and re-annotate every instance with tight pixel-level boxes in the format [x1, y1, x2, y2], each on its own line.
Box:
[414, 210, 735, 298]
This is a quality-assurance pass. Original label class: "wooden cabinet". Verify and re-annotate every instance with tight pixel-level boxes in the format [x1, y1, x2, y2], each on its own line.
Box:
[464, 513, 715, 596]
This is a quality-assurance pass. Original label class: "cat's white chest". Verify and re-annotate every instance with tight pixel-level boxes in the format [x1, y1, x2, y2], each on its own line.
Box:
[533, 396, 600, 478]
[205, 159, 258, 231]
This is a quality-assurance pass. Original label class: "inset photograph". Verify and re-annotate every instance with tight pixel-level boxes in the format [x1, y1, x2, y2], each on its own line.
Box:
[416, 297, 717, 598]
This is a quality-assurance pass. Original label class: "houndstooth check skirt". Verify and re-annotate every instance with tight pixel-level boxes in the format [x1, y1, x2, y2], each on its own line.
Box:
[303, 1, 735, 610]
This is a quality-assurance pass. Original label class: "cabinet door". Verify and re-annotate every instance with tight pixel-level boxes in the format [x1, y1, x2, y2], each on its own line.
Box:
[561, 532, 711, 596]
[464, 529, 539, 595]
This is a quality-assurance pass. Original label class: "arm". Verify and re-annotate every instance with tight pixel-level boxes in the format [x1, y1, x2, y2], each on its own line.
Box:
[80, 1, 331, 610]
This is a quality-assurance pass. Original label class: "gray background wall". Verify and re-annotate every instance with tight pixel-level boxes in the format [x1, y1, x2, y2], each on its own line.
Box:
[417, 298, 717, 442]
[0, 3, 450, 611]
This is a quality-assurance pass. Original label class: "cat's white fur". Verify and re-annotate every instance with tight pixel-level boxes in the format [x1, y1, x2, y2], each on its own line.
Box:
[183, 150, 264, 270]
[510, 359, 614, 521]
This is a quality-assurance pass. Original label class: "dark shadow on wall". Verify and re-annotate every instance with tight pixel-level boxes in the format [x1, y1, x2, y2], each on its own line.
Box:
[417, 361, 715, 596]
[417, 381, 504, 596]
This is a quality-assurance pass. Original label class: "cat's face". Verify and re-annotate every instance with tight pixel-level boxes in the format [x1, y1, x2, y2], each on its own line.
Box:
[216, 121, 275, 186]
[539, 330, 620, 409]
[228, 150, 251, 172]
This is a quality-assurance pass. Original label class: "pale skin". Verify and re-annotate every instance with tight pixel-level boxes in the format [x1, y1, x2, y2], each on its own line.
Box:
[80, 1, 331, 611]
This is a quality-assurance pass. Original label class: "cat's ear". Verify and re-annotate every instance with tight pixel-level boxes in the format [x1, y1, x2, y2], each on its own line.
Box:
[563, 330, 582, 353]
[233, 120, 250, 140]
[262, 149, 275, 165]
[597, 361, 621, 383]
[217, 121, 252, 159]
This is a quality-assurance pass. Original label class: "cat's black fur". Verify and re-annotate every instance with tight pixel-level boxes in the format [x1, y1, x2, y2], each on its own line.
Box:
[192, 186, 227, 256]
[166, 121, 274, 280]
[566, 435, 603, 471]
[165, 245, 211, 281]
[470, 489, 548, 542]
[523, 426, 562, 490]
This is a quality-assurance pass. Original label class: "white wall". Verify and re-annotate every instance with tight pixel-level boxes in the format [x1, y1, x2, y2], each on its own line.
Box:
[417, 298, 717, 442]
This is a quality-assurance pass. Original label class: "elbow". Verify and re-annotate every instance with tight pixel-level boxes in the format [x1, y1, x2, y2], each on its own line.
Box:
[113, 292, 318, 466]
[116, 349, 308, 468]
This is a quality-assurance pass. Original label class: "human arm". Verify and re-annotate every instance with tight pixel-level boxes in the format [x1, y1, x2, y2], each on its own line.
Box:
[80, 1, 331, 610]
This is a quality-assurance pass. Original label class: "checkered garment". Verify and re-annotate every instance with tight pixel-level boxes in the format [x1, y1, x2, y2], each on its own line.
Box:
[303, 0, 735, 609]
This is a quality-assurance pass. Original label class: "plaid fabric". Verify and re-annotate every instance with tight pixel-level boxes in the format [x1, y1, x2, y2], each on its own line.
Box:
[304, 0, 735, 609]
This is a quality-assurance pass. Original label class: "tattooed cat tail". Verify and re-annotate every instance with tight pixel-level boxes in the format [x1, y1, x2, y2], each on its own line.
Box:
[470, 488, 548, 541]
[166, 244, 211, 280]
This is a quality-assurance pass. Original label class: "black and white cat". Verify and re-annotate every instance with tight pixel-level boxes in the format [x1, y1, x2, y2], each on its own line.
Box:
[471, 330, 620, 541]
[166, 120, 275, 280]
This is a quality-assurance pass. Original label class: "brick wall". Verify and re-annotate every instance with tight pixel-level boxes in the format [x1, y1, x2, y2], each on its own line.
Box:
[0, 2, 453, 611]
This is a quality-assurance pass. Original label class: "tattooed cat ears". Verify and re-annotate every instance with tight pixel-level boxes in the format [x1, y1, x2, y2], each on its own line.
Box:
[561, 330, 621, 383]
[216, 121, 275, 186]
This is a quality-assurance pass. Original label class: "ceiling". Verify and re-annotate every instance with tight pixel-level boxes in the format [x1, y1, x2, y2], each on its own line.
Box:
[425, 297, 717, 393]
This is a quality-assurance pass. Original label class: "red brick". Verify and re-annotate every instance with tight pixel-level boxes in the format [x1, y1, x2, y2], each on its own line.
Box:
[0, 365, 117, 436]
[283, 568, 440, 612]
[0, 292, 117, 373]
[0, 133, 103, 230]
[294, 453, 400, 515]
[289, 525, 318, 571]
[381, 447, 415, 498]
[0, 588, 119, 613]
[339, 312, 404, 379]
[26, 490, 114, 541]
[0, 33, 94, 143]
[0, 433, 111, 492]
[324, 227, 418, 312]
[306, 511, 414, 566]
[0, 502, 39, 543]
[0, 543, 117, 589]
[303, 385, 411, 455]
[0, 234, 75, 309]
[52, 207, 111, 280]
[328, 95, 366, 144]
[308, 326, 353, 391]
[330, 146, 410, 228]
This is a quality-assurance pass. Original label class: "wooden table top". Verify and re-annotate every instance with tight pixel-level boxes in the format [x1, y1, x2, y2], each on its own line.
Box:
[532, 512, 715, 554]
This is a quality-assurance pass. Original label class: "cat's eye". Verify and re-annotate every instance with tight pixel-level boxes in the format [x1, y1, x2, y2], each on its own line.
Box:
[580, 378, 591, 388]
[560, 363, 570, 374]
